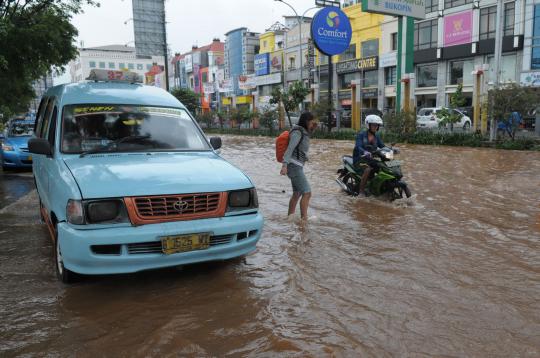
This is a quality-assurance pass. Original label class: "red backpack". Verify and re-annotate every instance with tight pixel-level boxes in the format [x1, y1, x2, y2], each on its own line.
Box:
[275, 129, 303, 163]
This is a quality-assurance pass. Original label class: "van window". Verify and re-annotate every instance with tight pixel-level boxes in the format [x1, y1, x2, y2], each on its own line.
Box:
[35, 97, 48, 135]
[48, 106, 58, 150]
[40, 98, 55, 138]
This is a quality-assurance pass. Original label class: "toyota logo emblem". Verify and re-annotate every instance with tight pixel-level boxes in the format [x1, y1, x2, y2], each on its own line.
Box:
[173, 200, 189, 212]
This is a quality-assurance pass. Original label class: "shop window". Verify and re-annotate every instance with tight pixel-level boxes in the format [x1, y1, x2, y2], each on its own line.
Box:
[137, 64, 143, 70]
[417, 63, 438, 87]
[385, 66, 397, 86]
[89, 61, 96, 68]
[289, 57, 296, 70]
[480, 6, 497, 40]
[341, 43, 356, 61]
[449, 59, 474, 85]
[414, 20, 438, 50]
[109, 62, 115, 69]
[119, 63, 125, 69]
[488, 54, 517, 82]
[128, 63, 135, 70]
[391, 33, 398, 51]
[363, 70, 378, 87]
[444, 0, 472, 9]
[340, 73, 356, 89]
[361, 39, 379, 57]
[426, 0, 438, 13]
[99, 62, 105, 69]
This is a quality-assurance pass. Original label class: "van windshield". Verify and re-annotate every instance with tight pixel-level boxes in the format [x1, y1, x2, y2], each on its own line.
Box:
[9, 122, 34, 137]
[61, 105, 210, 154]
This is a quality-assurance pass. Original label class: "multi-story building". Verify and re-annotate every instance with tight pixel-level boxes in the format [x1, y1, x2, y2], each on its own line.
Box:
[284, 17, 313, 88]
[224, 27, 260, 100]
[29, 74, 54, 115]
[68, 45, 164, 85]
[254, 22, 287, 108]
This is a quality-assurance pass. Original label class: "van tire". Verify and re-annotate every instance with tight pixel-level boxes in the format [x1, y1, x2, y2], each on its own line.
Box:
[54, 226, 78, 284]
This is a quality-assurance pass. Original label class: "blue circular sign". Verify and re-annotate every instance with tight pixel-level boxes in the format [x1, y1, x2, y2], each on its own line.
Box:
[311, 6, 352, 56]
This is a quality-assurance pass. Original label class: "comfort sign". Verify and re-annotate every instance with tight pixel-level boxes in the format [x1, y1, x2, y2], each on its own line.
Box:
[311, 6, 352, 56]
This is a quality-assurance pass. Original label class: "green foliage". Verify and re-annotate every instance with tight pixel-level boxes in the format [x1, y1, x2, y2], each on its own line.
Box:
[170, 88, 200, 114]
[196, 111, 213, 129]
[228, 107, 254, 128]
[0, 0, 98, 118]
[270, 81, 309, 127]
[383, 110, 416, 136]
[488, 83, 540, 140]
[259, 107, 279, 132]
[311, 100, 334, 133]
[438, 84, 467, 131]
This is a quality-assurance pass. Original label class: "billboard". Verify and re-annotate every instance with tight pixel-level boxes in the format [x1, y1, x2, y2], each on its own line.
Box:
[255, 53, 270, 76]
[444, 11, 473, 47]
[132, 0, 166, 57]
[238, 74, 256, 90]
[361, 0, 425, 20]
[270, 51, 283, 73]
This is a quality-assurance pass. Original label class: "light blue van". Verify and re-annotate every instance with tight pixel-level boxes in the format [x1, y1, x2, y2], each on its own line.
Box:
[29, 72, 263, 283]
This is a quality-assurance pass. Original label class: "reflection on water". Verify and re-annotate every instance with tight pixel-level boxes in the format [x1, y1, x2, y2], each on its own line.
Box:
[1, 136, 539, 356]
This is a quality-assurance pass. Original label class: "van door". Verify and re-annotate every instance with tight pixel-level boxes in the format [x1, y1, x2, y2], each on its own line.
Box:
[33, 97, 49, 201]
[35, 98, 56, 209]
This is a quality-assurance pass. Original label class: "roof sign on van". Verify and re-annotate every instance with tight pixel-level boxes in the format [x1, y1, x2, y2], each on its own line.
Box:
[86, 69, 142, 83]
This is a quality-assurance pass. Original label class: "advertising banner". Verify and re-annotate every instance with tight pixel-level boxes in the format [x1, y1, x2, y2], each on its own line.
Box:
[270, 51, 283, 73]
[255, 53, 270, 76]
[361, 0, 425, 20]
[444, 11, 473, 47]
[254, 73, 282, 86]
[203, 82, 215, 94]
[238, 74, 256, 90]
[218, 78, 233, 93]
[379, 52, 397, 68]
[311, 6, 352, 56]
[521, 72, 540, 87]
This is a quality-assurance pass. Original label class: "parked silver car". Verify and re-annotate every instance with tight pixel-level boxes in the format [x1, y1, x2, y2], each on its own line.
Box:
[417, 107, 472, 130]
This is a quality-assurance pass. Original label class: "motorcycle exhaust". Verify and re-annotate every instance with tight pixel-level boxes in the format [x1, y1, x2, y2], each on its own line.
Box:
[335, 178, 351, 193]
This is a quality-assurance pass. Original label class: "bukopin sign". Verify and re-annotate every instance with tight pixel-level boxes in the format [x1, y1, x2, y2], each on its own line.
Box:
[311, 6, 352, 56]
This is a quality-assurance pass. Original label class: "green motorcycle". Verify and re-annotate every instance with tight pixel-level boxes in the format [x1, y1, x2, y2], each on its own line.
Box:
[336, 146, 412, 200]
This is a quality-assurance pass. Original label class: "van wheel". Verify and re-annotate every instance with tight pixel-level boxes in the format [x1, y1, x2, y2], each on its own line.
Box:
[54, 227, 78, 284]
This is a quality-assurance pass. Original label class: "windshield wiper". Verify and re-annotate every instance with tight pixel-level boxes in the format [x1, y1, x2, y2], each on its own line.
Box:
[79, 135, 151, 158]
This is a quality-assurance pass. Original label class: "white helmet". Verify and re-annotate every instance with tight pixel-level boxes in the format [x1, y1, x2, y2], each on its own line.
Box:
[365, 114, 383, 126]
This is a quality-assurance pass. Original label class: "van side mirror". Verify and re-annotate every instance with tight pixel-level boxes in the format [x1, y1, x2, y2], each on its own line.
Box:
[28, 138, 52, 156]
[210, 137, 222, 150]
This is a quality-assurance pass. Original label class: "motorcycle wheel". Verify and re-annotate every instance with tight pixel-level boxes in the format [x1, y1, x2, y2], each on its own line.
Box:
[342, 173, 360, 196]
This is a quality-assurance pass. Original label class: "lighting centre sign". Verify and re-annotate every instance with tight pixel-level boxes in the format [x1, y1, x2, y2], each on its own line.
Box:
[311, 6, 352, 56]
[336, 56, 379, 74]
[361, 0, 425, 20]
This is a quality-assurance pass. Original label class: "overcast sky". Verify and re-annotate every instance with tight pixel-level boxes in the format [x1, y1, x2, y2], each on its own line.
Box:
[74, 0, 319, 51]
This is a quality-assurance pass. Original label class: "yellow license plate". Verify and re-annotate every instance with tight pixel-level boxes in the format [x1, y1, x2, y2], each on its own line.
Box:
[161, 233, 210, 255]
[28, 155, 32, 161]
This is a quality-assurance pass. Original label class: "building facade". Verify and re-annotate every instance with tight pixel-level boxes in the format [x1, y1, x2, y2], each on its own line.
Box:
[224, 28, 260, 97]
[68, 45, 164, 84]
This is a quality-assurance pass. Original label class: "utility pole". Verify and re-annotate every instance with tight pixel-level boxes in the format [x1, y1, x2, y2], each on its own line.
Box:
[162, 1, 169, 91]
[490, 0, 504, 141]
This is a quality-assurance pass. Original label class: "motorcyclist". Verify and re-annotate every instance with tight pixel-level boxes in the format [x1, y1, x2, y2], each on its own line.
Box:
[352, 114, 385, 196]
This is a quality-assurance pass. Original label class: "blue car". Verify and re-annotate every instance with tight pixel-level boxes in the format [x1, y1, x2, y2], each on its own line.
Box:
[1, 119, 35, 170]
[29, 70, 263, 283]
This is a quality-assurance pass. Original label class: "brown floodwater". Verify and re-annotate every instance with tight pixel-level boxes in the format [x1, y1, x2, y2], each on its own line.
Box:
[1, 136, 539, 357]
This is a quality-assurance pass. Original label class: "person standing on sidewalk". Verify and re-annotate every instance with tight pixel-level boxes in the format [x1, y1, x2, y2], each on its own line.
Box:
[280, 112, 317, 220]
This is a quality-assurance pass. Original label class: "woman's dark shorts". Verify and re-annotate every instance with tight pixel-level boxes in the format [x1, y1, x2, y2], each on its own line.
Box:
[287, 163, 311, 194]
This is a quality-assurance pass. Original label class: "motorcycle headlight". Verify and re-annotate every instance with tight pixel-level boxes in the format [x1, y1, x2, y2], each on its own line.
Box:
[384, 151, 394, 160]
[228, 188, 258, 210]
[1, 143, 14, 151]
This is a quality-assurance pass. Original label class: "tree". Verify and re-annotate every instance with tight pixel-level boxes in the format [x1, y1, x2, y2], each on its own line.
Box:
[311, 100, 334, 133]
[196, 111, 213, 129]
[270, 81, 310, 127]
[170, 88, 200, 114]
[488, 83, 540, 140]
[383, 110, 417, 135]
[438, 84, 467, 132]
[0, 0, 98, 120]
[259, 107, 278, 132]
[229, 107, 254, 128]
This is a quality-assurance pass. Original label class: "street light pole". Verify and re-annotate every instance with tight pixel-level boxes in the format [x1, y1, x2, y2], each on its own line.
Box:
[162, 1, 169, 91]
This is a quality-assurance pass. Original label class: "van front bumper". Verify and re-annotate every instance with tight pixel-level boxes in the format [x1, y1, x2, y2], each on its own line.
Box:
[57, 213, 263, 275]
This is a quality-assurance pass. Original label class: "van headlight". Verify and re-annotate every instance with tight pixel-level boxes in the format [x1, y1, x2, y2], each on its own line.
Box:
[228, 188, 258, 211]
[66, 199, 129, 225]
